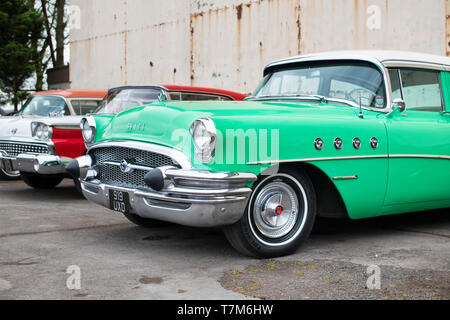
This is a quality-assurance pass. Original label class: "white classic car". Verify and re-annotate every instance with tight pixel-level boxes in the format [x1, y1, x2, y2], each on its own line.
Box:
[0, 90, 106, 183]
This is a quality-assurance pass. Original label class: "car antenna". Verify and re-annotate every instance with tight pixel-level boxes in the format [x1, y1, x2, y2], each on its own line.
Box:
[358, 94, 364, 119]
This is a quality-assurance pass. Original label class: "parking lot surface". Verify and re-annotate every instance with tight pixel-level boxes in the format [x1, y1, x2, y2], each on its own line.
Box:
[0, 179, 449, 300]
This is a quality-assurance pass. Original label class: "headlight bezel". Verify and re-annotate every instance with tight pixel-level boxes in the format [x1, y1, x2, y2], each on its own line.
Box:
[81, 116, 96, 145]
[31, 122, 53, 141]
[190, 118, 217, 163]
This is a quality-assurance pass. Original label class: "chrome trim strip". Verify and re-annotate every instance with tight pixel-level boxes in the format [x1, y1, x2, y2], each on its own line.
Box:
[389, 154, 450, 160]
[103, 160, 154, 172]
[88, 141, 193, 169]
[382, 60, 445, 71]
[53, 125, 81, 130]
[247, 155, 388, 165]
[333, 176, 358, 181]
[247, 154, 450, 165]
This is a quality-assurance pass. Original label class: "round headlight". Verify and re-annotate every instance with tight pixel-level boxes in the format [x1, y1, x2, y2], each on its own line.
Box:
[36, 124, 44, 139]
[81, 117, 96, 145]
[190, 118, 217, 163]
[31, 122, 52, 141]
[42, 124, 50, 140]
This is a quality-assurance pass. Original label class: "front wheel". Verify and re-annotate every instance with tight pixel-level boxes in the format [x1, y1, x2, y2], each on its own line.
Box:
[21, 173, 64, 189]
[224, 167, 317, 258]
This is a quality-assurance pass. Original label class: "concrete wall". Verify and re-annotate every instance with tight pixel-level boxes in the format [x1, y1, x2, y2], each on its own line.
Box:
[70, 0, 450, 94]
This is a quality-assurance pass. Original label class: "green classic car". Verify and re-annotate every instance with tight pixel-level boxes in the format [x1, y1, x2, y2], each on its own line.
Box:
[68, 51, 450, 258]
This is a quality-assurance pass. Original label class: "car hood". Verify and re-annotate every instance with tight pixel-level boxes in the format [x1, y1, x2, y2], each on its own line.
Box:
[0, 115, 83, 140]
[95, 100, 360, 148]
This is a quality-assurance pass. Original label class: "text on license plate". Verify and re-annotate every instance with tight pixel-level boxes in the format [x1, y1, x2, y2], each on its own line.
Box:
[109, 190, 130, 214]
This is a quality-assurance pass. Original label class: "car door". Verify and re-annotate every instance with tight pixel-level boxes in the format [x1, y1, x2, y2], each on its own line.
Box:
[384, 68, 450, 207]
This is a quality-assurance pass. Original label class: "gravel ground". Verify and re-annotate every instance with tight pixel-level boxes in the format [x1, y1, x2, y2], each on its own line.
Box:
[220, 259, 449, 300]
[0, 180, 449, 300]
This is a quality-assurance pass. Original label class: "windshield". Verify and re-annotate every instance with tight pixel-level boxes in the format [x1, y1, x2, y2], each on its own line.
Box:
[253, 61, 386, 108]
[95, 88, 162, 114]
[20, 95, 69, 116]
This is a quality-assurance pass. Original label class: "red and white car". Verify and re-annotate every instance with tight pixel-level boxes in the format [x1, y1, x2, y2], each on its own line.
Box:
[0, 90, 107, 183]
[0, 85, 247, 190]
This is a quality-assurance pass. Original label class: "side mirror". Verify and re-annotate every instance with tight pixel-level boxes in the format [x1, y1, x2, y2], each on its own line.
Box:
[392, 98, 406, 112]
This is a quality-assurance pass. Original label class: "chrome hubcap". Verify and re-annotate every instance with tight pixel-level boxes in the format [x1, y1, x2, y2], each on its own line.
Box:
[253, 181, 299, 239]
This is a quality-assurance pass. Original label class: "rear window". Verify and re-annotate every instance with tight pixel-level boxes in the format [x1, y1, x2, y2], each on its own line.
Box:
[71, 100, 102, 115]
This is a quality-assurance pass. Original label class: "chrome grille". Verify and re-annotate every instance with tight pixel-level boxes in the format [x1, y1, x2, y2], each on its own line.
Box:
[0, 142, 50, 157]
[90, 147, 178, 189]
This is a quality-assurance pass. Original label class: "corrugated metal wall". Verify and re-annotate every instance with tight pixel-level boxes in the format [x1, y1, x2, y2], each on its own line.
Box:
[70, 0, 449, 94]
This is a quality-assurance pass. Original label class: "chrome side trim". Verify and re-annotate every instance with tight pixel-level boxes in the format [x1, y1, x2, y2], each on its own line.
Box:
[88, 141, 193, 169]
[382, 60, 446, 71]
[389, 154, 450, 160]
[333, 176, 358, 181]
[247, 155, 388, 165]
[247, 154, 450, 165]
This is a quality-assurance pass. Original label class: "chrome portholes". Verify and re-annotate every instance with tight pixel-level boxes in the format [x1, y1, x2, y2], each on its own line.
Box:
[314, 138, 324, 151]
[312, 137, 379, 152]
[370, 137, 379, 149]
[334, 138, 343, 150]
[353, 138, 361, 150]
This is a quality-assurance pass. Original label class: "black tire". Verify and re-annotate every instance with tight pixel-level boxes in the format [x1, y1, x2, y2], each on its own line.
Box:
[0, 168, 21, 181]
[21, 173, 64, 189]
[224, 167, 317, 258]
[122, 212, 170, 228]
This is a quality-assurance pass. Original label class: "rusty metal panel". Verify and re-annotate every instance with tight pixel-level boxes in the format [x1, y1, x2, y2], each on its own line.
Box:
[70, 0, 448, 93]
[189, 0, 302, 94]
[447, 0, 450, 56]
[300, 0, 446, 55]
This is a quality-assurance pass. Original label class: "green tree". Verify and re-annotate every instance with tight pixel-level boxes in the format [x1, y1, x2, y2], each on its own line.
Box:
[0, 0, 43, 111]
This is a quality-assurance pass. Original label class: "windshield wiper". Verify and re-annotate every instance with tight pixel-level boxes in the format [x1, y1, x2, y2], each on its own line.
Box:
[249, 94, 327, 102]
[249, 94, 358, 108]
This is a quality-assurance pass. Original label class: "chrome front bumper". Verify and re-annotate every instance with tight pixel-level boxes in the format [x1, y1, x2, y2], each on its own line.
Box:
[80, 167, 257, 228]
[0, 152, 67, 175]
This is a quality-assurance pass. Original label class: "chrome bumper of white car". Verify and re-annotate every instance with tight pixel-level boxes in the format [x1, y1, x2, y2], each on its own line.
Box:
[71, 154, 257, 227]
[0, 152, 67, 175]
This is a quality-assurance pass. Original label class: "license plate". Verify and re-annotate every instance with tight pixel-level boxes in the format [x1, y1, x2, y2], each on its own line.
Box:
[109, 190, 130, 214]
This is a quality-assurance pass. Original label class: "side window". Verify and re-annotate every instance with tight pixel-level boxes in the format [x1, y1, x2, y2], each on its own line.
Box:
[71, 100, 101, 115]
[389, 69, 402, 100]
[180, 93, 222, 101]
[399, 69, 443, 112]
[167, 92, 181, 101]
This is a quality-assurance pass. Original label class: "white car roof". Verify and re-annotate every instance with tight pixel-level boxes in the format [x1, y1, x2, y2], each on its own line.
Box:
[265, 50, 450, 73]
